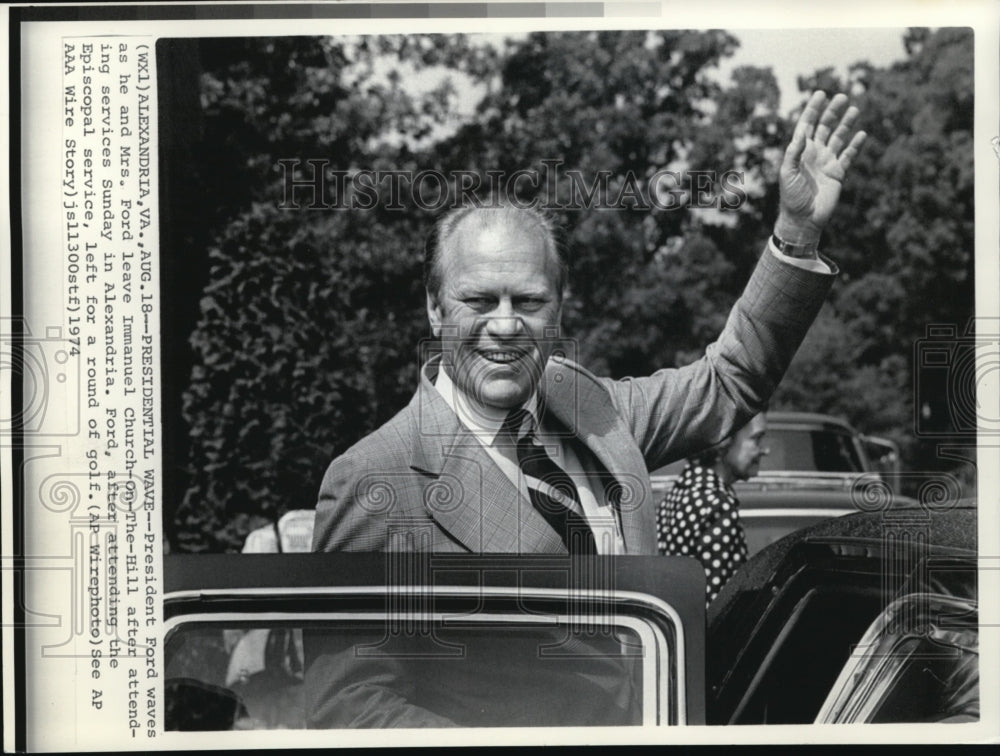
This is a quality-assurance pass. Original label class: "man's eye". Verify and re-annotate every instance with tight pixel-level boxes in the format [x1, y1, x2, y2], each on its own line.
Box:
[464, 297, 493, 309]
[516, 298, 546, 311]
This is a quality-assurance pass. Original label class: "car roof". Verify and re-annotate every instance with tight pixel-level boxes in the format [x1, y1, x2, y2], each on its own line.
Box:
[736, 487, 876, 510]
[710, 501, 977, 617]
[765, 411, 856, 432]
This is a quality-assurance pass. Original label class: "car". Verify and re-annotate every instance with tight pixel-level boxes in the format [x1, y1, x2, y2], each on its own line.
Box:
[650, 412, 913, 555]
[163, 500, 978, 730]
[707, 498, 978, 725]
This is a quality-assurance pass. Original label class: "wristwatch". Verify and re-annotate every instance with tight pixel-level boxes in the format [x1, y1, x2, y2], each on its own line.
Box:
[772, 234, 819, 259]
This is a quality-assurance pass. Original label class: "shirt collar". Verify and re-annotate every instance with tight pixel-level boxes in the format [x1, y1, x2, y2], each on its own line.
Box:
[434, 363, 539, 445]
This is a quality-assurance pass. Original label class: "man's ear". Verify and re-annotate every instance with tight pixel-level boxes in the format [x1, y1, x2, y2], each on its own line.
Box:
[426, 291, 443, 338]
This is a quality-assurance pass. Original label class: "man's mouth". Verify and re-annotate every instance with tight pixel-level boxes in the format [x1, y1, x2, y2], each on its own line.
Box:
[479, 349, 528, 365]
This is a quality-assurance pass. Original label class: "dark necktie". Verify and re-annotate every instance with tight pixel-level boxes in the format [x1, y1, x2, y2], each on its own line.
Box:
[502, 409, 597, 555]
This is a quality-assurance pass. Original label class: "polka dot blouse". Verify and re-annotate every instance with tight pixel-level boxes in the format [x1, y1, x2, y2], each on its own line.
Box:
[656, 460, 748, 605]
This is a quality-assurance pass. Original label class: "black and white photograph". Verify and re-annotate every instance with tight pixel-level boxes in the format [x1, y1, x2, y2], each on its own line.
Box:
[3, 2, 998, 749]
[158, 23, 984, 733]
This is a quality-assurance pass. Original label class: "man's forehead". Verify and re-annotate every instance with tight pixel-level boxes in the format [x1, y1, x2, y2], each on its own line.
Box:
[443, 210, 553, 268]
[450, 208, 545, 245]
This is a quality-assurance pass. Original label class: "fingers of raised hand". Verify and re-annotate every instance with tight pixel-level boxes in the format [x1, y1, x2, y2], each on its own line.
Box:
[825, 105, 860, 155]
[784, 91, 828, 168]
[812, 93, 850, 145]
[837, 130, 867, 172]
[796, 90, 828, 138]
[784, 91, 866, 181]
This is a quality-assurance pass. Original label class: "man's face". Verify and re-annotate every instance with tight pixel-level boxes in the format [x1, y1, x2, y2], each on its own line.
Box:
[427, 212, 563, 410]
[721, 414, 769, 483]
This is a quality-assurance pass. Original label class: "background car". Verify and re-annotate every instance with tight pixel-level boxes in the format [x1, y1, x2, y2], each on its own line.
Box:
[650, 412, 913, 555]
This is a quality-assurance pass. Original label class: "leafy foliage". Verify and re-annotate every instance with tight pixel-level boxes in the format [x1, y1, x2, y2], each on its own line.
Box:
[772, 28, 975, 473]
[169, 29, 974, 551]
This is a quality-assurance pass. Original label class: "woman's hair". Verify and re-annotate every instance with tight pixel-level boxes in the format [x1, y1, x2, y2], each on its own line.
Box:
[692, 406, 768, 468]
[693, 437, 731, 468]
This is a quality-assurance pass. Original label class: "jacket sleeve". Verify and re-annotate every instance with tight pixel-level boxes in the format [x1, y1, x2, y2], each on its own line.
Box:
[312, 442, 422, 553]
[603, 246, 835, 471]
[304, 629, 458, 728]
[312, 450, 378, 553]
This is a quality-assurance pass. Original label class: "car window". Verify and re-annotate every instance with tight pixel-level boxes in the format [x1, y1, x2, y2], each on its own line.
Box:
[165, 614, 667, 729]
[760, 429, 865, 473]
[741, 511, 849, 556]
[816, 594, 979, 724]
[861, 636, 978, 723]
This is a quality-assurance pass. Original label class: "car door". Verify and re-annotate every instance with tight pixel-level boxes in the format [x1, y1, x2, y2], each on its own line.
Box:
[164, 554, 707, 729]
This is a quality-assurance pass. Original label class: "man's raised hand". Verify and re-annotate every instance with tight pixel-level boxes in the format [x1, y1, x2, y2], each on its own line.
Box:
[775, 91, 867, 245]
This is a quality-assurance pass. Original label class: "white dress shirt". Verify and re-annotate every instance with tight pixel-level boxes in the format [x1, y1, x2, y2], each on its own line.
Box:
[435, 366, 625, 554]
[769, 237, 835, 273]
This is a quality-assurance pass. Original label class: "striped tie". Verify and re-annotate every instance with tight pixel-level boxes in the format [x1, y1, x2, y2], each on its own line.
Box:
[503, 409, 597, 554]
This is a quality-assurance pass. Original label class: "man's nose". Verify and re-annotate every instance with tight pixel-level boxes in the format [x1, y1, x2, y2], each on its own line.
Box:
[484, 302, 525, 338]
[485, 315, 525, 338]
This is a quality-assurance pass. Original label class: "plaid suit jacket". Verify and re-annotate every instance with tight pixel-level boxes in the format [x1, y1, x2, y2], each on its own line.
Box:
[312, 247, 834, 555]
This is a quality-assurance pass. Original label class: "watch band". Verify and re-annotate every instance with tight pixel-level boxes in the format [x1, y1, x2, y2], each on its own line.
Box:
[772, 234, 820, 259]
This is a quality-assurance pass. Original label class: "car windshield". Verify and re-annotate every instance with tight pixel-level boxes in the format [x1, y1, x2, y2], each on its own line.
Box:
[759, 428, 864, 473]
[165, 617, 654, 729]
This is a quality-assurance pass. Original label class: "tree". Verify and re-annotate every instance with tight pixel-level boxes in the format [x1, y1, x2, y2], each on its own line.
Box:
[172, 36, 486, 551]
[771, 27, 974, 480]
[168, 28, 974, 550]
[437, 31, 786, 376]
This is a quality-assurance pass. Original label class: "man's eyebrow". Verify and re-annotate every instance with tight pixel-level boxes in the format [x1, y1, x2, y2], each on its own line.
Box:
[456, 287, 551, 298]
[513, 290, 551, 299]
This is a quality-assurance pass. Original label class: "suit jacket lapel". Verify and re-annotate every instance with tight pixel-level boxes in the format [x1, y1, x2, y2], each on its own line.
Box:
[409, 363, 566, 554]
[542, 359, 656, 554]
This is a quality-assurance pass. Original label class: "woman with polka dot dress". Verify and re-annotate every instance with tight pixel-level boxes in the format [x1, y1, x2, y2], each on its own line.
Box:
[656, 414, 769, 606]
